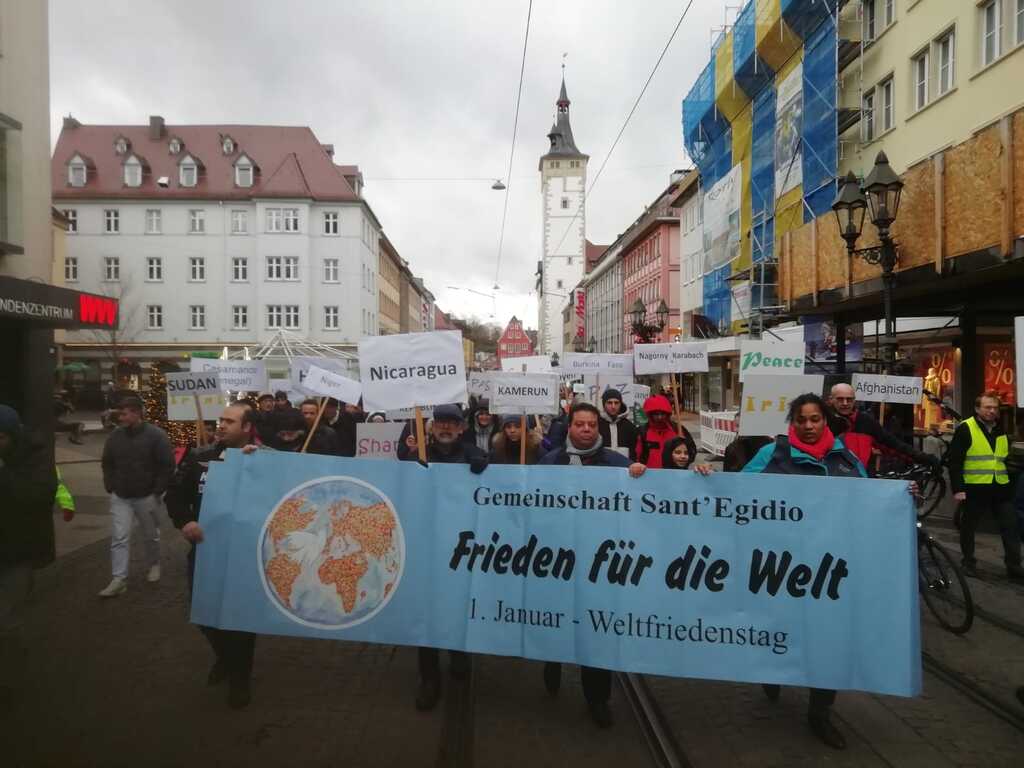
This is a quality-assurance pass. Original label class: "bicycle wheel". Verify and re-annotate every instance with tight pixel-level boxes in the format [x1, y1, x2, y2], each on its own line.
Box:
[918, 537, 974, 634]
[916, 472, 946, 518]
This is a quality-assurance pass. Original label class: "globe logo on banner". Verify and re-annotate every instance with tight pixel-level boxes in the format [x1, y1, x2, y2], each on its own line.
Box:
[258, 477, 404, 629]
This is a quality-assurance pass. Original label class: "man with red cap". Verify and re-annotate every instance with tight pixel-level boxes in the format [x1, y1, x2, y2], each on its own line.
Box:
[636, 394, 696, 469]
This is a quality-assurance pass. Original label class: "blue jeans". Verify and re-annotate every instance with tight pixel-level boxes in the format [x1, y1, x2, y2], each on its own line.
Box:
[109, 493, 161, 579]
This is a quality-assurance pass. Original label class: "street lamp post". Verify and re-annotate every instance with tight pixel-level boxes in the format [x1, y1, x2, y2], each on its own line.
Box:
[588, 336, 597, 354]
[630, 298, 669, 344]
[832, 151, 904, 373]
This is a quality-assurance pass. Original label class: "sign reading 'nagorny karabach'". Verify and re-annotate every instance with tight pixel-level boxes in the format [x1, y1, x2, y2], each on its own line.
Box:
[192, 451, 921, 697]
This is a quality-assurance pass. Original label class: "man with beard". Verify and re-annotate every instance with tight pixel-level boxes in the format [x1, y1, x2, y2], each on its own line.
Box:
[401, 404, 487, 711]
[597, 388, 638, 460]
[165, 403, 259, 708]
[299, 399, 340, 455]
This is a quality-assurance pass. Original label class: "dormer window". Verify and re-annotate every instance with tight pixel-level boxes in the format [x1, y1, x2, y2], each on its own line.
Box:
[221, 136, 235, 155]
[114, 137, 130, 155]
[124, 156, 142, 187]
[179, 154, 198, 187]
[168, 137, 182, 155]
[234, 154, 254, 188]
[68, 154, 87, 187]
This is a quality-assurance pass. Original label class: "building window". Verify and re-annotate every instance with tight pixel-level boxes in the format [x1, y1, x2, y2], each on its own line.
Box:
[266, 305, 300, 329]
[862, 91, 875, 141]
[556, 279, 564, 289]
[189, 209, 205, 234]
[283, 256, 298, 280]
[142, 208, 161, 234]
[104, 209, 119, 233]
[235, 160, 252, 188]
[938, 31, 955, 94]
[231, 210, 248, 234]
[323, 211, 339, 235]
[266, 208, 283, 232]
[880, 77, 894, 131]
[64, 256, 78, 282]
[180, 159, 198, 187]
[146, 257, 163, 281]
[147, 305, 163, 330]
[284, 208, 299, 232]
[913, 51, 928, 110]
[884, 0, 894, 27]
[324, 306, 339, 329]
[189, 305, 206, 330]
[189, 257, 206, 281]
[864, 0, 876, 40]
[267, 305, 282, 329]
[232, 257, 248, 282]
[68, 161, 87, 187]
[168, 138, 182, 154]
[222, 136, 235, 155]
[267, 256, 283, 280]
[1017, 0, 1024, 45]
[124, 157, 142, 187]
[232, 305, 248, 330]
[104, 256, 120, 282]
[63, 209, 77, 233]
[982, 0, 1002, 66]
[323, 258, 339, 283]
[560, 197, 569, 209]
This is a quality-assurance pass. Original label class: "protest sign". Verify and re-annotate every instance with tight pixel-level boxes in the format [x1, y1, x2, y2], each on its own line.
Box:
[490, 373, 560, 416]
[289, 357, 355, 399]
[166, 371, 224, 421]
[633, 342, 710, 375]
[385, 406, 434, 421]
[189, 358, 267, 392]
[303, 365, 362, 405]
[501, 355, 553, 373]
[738, 341, 806, 383]
[355, 423, 405, 460]
[619, 383, 650, 409]
[468, 371, 496, 398]
[194, 451, 920, 697]
[851, 374, 923, 405]
[739, 374, 824, 436]
[560, 353, 634, 377]
[358, 331, 467, 412]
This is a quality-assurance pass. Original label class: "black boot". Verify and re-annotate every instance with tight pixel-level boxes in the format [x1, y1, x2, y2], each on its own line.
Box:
[543, 662, 561, 696]
[762, 683, 781, 702]
[449, 653, 470, 681]
[415, 678, 440, 711]
[808, 710, 846, 750]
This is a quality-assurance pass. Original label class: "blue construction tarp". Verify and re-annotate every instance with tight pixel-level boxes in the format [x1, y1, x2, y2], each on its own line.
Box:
[801, 13, 837, 220]
[734, 2, 774, 97]
[781, 0, 839, 41]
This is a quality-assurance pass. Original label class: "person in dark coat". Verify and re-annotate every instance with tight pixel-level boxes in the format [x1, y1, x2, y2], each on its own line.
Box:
[270, 406, 334, 455]
[597, 388, 639, 461]
[489, 416, 542, 465]
[462, 399, 500, 454]
[400, 404, 487, 710]
[254, 394, 277, 444]
[299, 399, 340, 455]
[165, 403, 258, 709]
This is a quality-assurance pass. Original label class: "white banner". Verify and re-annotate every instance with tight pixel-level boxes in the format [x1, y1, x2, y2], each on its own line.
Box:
[738, 340, 806, 382]
[738, 374, 824, 437]
[359, 331, 467, 412]
[468, 371, 497, 398]
[775, 61, 803, 199]
[702, 163, 742, 273]
[633, 342, 709, 374]
[385, 406, 434, 421]
[355, 422, 405, 460]
[501, 355, 552, 373]
[303, 365, 362, 404]
[851, 374, 924, 405]
[619, 383, 651, 409]
[490, 373, 560, 416]
[289, 356, 355, 398]
[189, 358, 267, 392]
[166, 371, 225, 421]
[560, 353, 634, 377]
[1016, 317, 1024, 405]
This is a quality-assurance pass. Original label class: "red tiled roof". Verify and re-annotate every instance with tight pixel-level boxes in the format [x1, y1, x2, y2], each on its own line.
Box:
[52, 121, 358, 202]
[585, 239, 609, 273]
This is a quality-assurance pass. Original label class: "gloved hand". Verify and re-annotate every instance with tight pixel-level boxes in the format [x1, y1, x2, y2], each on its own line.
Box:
[469, 455, 488, 475]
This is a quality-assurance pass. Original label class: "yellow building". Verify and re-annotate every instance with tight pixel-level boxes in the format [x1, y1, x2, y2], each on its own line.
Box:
[841, 0, 1024, 177]
[378, 235, 402, 335]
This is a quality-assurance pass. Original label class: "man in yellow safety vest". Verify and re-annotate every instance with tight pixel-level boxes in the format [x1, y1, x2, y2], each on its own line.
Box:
[947, 392, 1024, 579]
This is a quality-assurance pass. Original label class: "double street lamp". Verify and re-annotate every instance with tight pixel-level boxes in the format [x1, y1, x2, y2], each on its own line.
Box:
[832, 151, 904, 372]
[630, 298, 670, 344]
[572, 335, 598, 353]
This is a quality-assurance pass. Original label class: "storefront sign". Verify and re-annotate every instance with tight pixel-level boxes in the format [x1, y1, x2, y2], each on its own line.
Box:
[738, 340, 806, 382]
[983, 343, 1016, 407]
[0, 276, 118, 329]
[739, 374, 824, 437]
[1016, 318, 1024, 406]
[851, 374, 924, 405]
[358, 331, 468, 412]
[560, 353, 634, 377]
[633, 342, 709, 374]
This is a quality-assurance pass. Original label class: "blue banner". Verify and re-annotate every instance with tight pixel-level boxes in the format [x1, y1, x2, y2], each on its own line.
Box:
[193, 451, 921, 697]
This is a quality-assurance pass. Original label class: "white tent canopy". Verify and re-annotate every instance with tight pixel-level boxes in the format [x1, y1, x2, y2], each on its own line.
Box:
[231, 330, 358, 375]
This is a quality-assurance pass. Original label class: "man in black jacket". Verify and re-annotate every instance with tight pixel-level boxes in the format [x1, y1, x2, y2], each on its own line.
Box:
[165, 403, 259, 708]
[98, 396, 174, 598]
[597, 388, 639, 461]
[400, 403, 487, 711]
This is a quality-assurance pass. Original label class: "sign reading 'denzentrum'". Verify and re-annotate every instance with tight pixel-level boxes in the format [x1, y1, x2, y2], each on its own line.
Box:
[633, 342, 710, 374]
[358, 331, 468, 412]
[851, 374, 924, 405]
[193, 452, 921, 697]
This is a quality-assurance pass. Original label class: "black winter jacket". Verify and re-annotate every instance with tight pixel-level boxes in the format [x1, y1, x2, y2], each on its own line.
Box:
[101, 422, 174, 499]
[598, 412, 639, 461]
[0, 432, 57, 567]
[165, 443, 225, 529]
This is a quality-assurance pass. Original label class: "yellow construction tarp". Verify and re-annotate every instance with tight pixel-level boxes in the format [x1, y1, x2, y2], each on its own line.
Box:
[714, 30, 750, 122]
[755, 0, 801, 72]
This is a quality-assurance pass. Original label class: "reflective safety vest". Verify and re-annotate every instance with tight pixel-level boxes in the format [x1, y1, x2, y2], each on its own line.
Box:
[963, 417, 1009, 485]
[55, 466, 75, 511]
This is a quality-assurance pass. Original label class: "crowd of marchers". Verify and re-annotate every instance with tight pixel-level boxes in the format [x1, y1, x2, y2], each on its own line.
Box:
[2, 382, 1023, 749]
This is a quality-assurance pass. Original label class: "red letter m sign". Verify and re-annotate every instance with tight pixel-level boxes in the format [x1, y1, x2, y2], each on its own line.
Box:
[79, 294, 117, 327]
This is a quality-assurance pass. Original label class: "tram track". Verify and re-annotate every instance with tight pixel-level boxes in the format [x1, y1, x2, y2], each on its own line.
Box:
[617, 672, 691, 768]
[921, 651, 1024, 734]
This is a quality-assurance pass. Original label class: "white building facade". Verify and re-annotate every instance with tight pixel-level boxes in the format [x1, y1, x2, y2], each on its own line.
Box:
[537, 77, 588, 356]
[52, 118, 380, 365]
[675, 174, 703, 339]
[583, 242, 624, 354]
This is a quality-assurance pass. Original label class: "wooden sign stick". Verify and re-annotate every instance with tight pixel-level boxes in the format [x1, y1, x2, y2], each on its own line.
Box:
[519, 414, 527, 465]
[194, 394, 204, 447]
[670, 374, 684, 437]
[300, 396, 328, 454]
[414, 406, 428, 463]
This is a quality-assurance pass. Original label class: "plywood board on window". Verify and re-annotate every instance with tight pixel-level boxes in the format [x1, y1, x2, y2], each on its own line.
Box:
[890, 159, 935, 270]
[816, 214, 848, 291]
[789, 219, 814, 298]
[1014, 111, 1024, 239]
[945, 124, 1002, 257]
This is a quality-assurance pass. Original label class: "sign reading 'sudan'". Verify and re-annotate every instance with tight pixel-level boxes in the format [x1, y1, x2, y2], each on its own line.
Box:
[633, 342, 709, 374]
[739, 374, 824, 436]
[560, 353, 634, 377]
[358, 331, 467, 412]
[166, 371, 225, 421]
[192, 451, 921, 697]
[189, 358, 268, 392]
[738, 340, 806, 382]
[489, 373, 560, 416]
[851, 373, 923, 405]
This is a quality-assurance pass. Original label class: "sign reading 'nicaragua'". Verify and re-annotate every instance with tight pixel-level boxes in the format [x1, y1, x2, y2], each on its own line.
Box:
[358, 331, 468, 412]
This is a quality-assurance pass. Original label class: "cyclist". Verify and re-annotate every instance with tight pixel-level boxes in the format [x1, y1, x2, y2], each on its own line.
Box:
[827, 383, 939, 474]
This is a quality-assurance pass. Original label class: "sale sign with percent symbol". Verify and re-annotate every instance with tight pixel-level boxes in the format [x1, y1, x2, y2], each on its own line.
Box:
[983, 343, 1016, 407]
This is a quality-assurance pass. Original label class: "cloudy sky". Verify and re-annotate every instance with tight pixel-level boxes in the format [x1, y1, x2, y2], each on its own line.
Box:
[50, 0, 725, 330]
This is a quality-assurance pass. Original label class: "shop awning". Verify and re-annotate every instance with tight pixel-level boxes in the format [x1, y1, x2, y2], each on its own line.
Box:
[0, 275, 118, 329]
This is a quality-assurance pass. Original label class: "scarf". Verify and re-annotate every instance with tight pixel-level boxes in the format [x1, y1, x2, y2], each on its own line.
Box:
[787, 424, 835, 462]
[474, 428, 491, 452]
[565, 434, 604, 466]
[600, 410, 623, 447]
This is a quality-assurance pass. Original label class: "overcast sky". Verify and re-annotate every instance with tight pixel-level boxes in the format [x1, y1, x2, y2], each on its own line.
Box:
[50, 0, 725, 330]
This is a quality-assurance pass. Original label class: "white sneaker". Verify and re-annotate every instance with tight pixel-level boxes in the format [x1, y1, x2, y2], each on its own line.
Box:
[98, 577, 127, 598]
[146, 564, 161, 583]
